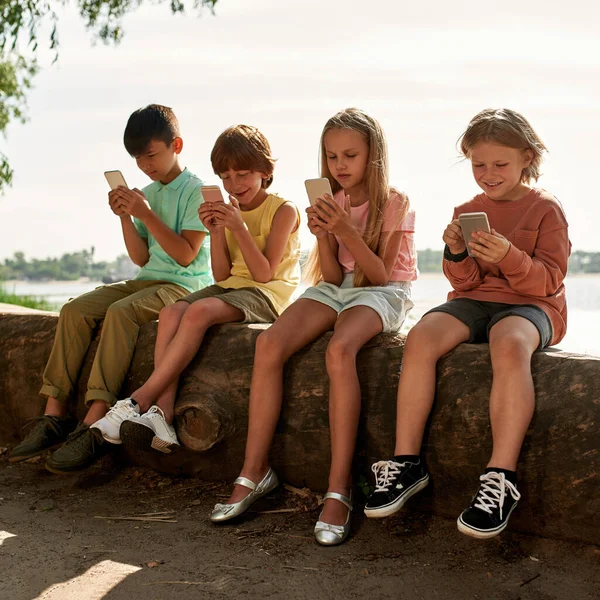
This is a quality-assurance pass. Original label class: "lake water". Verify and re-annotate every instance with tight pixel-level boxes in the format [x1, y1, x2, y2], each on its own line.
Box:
[5, 274, 600, 356]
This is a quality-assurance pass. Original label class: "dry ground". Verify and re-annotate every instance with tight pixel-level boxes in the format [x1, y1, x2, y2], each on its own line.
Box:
[0, 453, 598, 600]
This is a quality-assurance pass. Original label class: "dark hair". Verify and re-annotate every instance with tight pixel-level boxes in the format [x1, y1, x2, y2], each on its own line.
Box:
[210, 125, 276, 189]
[123, 104, 180, 156]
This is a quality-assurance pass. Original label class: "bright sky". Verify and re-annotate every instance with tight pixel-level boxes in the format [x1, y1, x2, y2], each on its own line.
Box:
[1, 0, 598, 261]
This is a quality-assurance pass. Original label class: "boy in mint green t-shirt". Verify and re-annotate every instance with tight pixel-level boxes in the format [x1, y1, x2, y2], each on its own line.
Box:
[9, 104, 211, 473]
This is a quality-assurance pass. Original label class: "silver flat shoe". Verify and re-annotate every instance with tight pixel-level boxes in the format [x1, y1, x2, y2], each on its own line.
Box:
[210, 467, 279, 523]
[314, 491, 353, 546]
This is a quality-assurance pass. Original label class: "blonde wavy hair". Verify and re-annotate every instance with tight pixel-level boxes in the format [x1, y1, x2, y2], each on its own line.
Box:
[458, 108, 548, 183]
[303, 108, 409, 287]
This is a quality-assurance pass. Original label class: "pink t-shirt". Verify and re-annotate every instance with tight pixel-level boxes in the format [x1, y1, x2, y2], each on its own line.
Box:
[333, 190, 417, 282]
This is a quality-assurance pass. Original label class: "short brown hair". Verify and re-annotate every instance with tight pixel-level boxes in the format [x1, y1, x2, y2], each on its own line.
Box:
[210, 125, 276, 188]
[458, 108, 547, 183]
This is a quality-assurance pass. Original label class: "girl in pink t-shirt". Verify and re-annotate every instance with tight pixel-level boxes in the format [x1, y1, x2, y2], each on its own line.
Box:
[210, 108, 417, 546]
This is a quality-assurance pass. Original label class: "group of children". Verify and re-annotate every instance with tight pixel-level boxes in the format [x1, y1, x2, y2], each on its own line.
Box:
[9, 104, 570, 546]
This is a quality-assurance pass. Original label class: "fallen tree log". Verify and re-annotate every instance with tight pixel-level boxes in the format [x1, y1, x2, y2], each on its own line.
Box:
[0, 310, 598, 545]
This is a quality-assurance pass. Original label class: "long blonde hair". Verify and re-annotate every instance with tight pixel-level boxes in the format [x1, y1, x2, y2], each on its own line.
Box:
[303, 108, 408, 287]
[458, 108, 547, 183]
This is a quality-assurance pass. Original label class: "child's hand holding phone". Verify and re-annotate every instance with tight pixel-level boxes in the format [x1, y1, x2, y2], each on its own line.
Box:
[113, 188, 151, 220]
[210, 195, 246, 232]
[468, 230, 510, 263]
[443, 219, 467, 255]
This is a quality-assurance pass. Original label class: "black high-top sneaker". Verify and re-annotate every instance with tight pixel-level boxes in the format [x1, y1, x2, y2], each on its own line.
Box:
[457, 471, 521, 539]
[364, 457, 429, 518]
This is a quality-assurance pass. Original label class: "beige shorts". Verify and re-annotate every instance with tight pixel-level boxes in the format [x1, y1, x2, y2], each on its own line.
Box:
[178, 285, 278, 324]
[298, 274, 413, 333]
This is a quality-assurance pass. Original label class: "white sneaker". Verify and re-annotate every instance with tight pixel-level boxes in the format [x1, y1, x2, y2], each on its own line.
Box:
[123, 406, 180, 454]
[91, 398, 140, 445]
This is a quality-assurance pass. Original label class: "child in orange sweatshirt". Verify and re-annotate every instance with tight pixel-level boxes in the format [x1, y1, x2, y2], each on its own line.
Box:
[364, 108, 571, 539]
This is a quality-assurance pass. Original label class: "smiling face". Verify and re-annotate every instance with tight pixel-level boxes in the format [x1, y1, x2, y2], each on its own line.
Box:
[323, 128, 369, 192]
[219, 169, 267, 208]
[133, 138, 182, 184]
[469, 141, 533, 202]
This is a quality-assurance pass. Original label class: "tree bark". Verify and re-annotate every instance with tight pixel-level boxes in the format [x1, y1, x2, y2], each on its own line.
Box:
[1, 311, 598, 544]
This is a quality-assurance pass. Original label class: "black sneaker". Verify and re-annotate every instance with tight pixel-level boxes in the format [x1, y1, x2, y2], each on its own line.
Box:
[457, 471, 521, 539]
[45, 423, 110, 475]
[9, 415, 78, 463]
[364, 458, 429, 518]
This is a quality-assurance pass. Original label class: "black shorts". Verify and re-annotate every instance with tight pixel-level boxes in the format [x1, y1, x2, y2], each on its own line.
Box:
[425, 298, 553, 349]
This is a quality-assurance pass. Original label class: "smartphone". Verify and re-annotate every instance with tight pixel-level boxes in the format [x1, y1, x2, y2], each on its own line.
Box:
[459, 212, 491, 256]
[305, 178, 333, 207]
[104, 170, 128, 190]
[200, 185, 225, 204]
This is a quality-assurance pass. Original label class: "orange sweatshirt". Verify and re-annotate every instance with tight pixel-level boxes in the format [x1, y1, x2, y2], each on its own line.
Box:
[443, 188, 571, 345]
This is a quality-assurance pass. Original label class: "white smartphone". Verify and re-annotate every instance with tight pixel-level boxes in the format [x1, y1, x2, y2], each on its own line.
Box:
[459, 212, 491, 256]
[200, 185, 225, 204]
[104, 170, 128, 190]
[304, 177, 333, 207]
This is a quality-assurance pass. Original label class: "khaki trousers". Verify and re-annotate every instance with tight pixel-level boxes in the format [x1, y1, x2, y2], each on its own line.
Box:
[40, 280, 189, 407]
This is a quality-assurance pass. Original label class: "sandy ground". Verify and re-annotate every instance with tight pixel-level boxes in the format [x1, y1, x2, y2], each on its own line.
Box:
[0, 453, 598, 600]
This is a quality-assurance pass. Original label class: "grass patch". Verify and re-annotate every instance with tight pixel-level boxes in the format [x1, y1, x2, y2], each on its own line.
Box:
[0, 284, 51, 310]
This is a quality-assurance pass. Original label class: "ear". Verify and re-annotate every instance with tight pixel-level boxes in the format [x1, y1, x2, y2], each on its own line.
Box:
[522, 148, 534, 168]
[172, 137, 184, 155]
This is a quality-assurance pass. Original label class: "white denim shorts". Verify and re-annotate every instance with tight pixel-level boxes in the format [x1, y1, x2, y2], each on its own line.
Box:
[299, 273, 414, 333]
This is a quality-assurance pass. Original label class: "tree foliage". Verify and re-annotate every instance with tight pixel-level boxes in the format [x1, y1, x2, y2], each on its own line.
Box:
[0, 0, 218, 193]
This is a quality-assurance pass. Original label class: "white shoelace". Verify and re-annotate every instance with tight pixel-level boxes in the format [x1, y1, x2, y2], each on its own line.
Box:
[473, 472, 521, 520]
[145, 406, 166, 420]
[371, 460, 406, 493]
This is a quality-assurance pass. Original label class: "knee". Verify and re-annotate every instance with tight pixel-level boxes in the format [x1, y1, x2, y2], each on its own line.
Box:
[254, 328, 286, 365]
[104, 302, 135, 325]
[59, 297, 84, 321]
[159, 302, 187, 325]
[325, 337, 356, 375]
[404, 322, 445, 359]
[490, 333, 532, 368]
[180, 301, 213, 329]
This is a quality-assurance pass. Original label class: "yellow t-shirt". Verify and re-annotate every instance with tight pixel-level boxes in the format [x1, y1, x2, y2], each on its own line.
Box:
[217, 193, 301, 314]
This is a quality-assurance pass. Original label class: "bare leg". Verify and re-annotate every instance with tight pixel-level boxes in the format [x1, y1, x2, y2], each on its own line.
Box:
[321, 306, 384, 525]
[44, 397, 67, 418]
[83, 400, 109, 425]
[394, 313, 470, 455]
[131, 298, 243, 408]
[227, 299, 338, 504]
[487, 317, 540, 471]
[131, 301, 190, 420]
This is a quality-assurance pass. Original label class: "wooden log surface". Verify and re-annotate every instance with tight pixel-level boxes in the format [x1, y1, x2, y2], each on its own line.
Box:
[0, 310, 598, 545]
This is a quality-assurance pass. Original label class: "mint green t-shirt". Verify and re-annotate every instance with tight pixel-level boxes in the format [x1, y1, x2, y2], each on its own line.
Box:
[133, 168, 212, 293]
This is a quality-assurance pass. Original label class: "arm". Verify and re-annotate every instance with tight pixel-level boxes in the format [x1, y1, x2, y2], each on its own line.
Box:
[115, 186, 205, 267]
[467, 205, 570, 297]
[306, 205, 343, 285]
[120, 216, 150, 267]
[498, 228, 570, 295]
[337, 230, 404, 286]
[318, 234, 343, 285]
[313, 193, 403, 286]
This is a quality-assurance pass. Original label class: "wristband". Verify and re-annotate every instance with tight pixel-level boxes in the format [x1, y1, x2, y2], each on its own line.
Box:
[443, 245, 469, 263]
